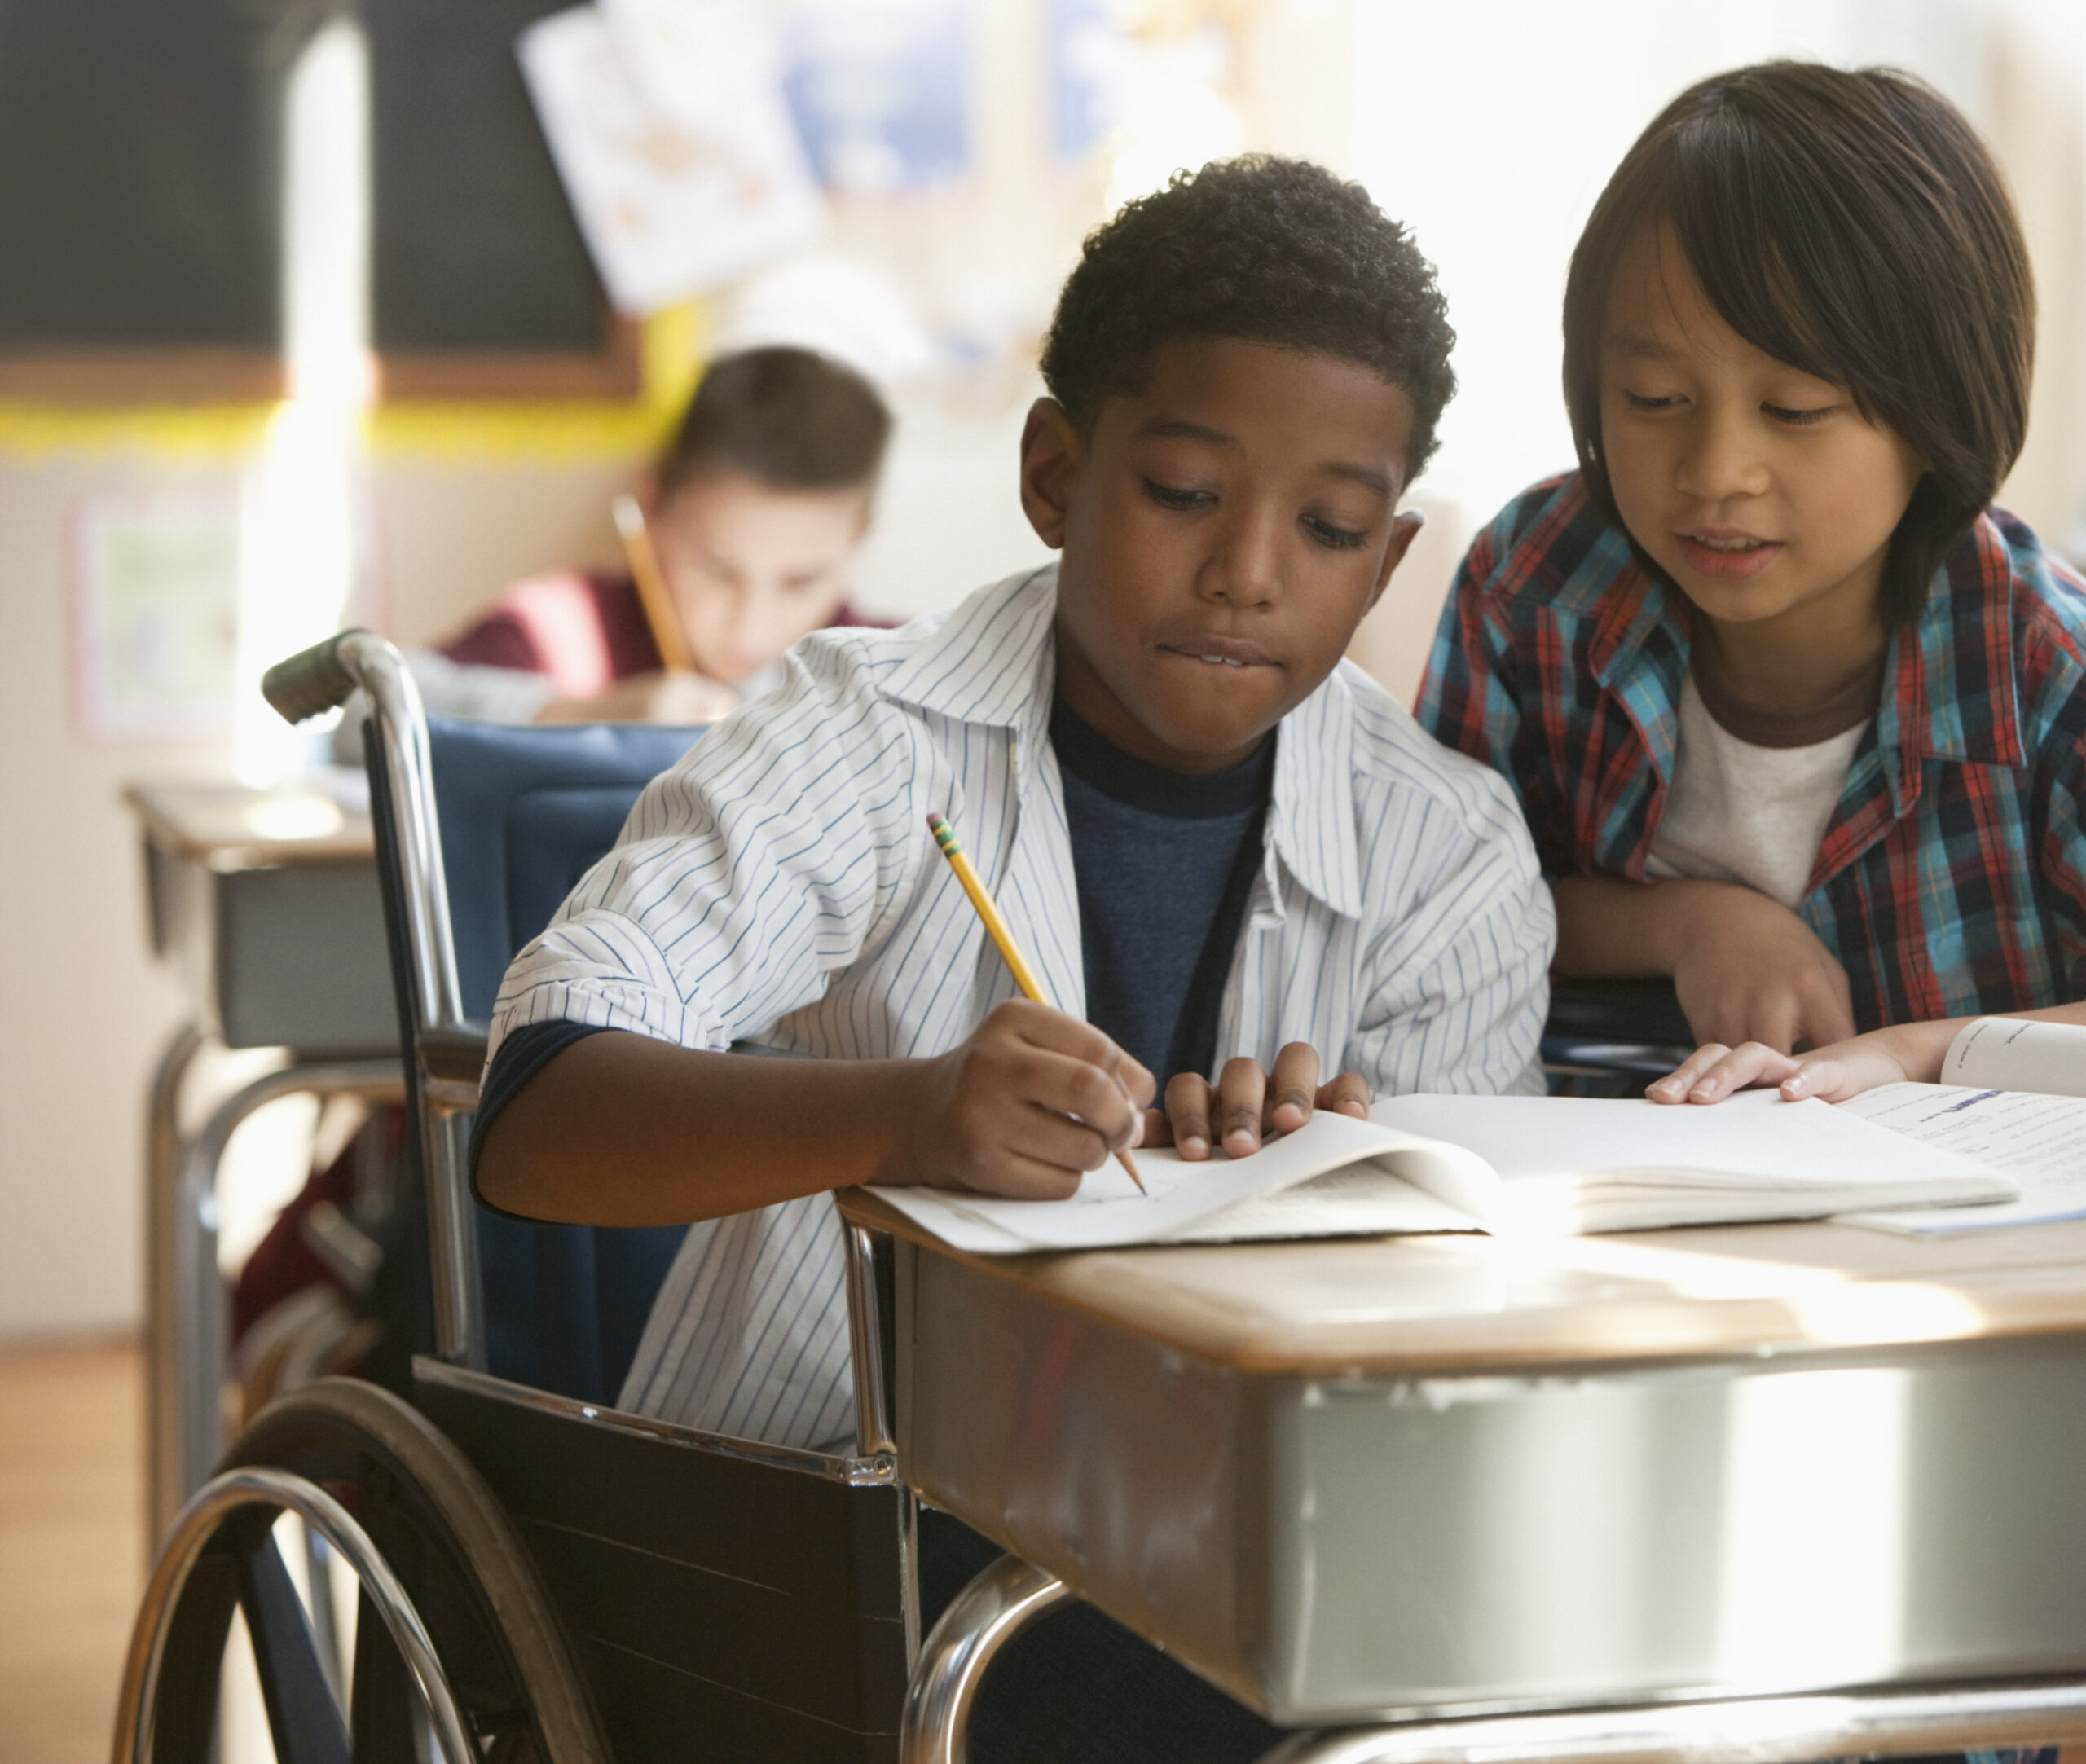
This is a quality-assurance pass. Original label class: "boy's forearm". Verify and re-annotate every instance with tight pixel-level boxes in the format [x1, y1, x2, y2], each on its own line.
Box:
[1550, 873, 1710, 977]
[476, 1032, 923, 1225]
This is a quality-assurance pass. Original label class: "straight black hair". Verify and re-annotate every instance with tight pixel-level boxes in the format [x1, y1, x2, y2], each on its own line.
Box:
[1562, 62, 2034, 627]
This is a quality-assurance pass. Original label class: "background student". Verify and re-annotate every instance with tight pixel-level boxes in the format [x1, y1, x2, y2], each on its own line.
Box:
[1419, 61, 2086, 1073]
[472, 156, 1551, 1763]
[418, 344, 891, 726]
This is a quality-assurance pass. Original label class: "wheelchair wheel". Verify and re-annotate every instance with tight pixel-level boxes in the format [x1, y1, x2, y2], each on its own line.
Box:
[115, 1376, 610, 1763]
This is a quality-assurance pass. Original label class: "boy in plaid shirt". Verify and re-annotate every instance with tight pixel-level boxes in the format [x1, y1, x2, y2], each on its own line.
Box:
[1420, 61, 2086, 1108]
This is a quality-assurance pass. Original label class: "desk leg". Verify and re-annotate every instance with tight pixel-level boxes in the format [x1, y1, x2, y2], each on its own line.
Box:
[149, 1053, 404, 1544]
[899, 1553, 1072, 1764]
[145, 1023, 205, 1548]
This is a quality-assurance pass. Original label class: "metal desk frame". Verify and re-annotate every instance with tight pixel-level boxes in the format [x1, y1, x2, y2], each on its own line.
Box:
[130, 774, 407, 1537]
[834, 1216, 2086, 1764]
[143, 1023, 402, 1536]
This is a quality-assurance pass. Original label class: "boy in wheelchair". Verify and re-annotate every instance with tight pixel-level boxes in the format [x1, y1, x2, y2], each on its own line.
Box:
[474, 156, 1553, 1761]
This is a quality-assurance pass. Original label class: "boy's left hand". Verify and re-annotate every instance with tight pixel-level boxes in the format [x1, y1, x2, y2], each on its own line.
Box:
[1142, 1041, 1369, 1161]
[1646, 1024, 1925, 1106]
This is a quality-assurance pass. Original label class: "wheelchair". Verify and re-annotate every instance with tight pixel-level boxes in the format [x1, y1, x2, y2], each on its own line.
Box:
[114, 631, 918, 1762]
[112, 626, 1698, 1762]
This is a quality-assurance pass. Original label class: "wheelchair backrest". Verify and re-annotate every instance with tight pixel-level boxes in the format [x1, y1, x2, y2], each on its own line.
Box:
[425, 715, 706, 1019]
[421, 714, 706, 1402]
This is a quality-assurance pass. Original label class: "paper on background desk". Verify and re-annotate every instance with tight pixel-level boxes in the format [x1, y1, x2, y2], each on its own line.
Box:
[872, 1109, 1463, 1253]
[1838, 1083, 2086, 1235]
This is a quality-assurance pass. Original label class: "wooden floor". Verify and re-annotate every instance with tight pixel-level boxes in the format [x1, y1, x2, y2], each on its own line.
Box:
[0, 1339, 143, 1764]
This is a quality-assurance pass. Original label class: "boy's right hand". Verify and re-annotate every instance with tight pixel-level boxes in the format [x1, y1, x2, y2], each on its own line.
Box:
[882, 999, 1155, 1200]
[1667, 883, 1857, 1054]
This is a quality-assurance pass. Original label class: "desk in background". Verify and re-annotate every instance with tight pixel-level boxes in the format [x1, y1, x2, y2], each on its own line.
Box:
[125, 776, 404, 1538]
[841, 1192, 2086, 1761]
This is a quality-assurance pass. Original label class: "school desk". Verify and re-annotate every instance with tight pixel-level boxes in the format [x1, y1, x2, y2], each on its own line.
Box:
[125, 777, 403, 1537]
[837, 1189, 2086, 1764]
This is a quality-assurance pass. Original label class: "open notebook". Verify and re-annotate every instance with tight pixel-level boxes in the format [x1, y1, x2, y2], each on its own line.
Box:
[874, 1089, 2014, 1255]
[1840, 1017, 2086, 1236]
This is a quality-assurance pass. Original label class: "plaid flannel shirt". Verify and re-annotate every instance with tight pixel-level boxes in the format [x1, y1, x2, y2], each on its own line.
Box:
[1417, 472, 2086, 1032]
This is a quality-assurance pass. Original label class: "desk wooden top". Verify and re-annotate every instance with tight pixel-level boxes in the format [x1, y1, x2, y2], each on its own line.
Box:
[839, 1188, 2086, 1375]
[124, 776, 374, 869]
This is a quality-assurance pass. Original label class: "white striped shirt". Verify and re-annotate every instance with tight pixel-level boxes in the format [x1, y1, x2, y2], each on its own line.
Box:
[487, 565, 1555, 1449]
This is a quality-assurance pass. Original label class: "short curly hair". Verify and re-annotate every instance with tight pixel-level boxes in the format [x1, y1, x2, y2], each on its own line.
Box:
[1040, 156, 1456, 478]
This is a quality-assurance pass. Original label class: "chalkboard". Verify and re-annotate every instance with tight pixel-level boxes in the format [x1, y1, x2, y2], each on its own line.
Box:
[0, 0, 294, 392]
[367, 0, 632, 394]
[0, 0, 629, 402]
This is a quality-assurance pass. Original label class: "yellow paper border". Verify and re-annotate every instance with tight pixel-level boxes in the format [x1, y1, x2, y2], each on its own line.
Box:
[0, 302, 704, 464]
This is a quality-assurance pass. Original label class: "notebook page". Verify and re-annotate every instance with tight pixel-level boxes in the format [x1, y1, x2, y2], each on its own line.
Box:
[873, 1108, 1428, 1252]
[1168, 1162, 1477, 1243]
[1942, 1018, 2086, 1099]
[1837, 1082, 2086, 1234]
[1369, 1089, 2009, 1232]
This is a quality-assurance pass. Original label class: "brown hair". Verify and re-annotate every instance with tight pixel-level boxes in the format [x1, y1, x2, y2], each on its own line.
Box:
[1562, 62, 2034, 627]
[658, 345, 893, 498]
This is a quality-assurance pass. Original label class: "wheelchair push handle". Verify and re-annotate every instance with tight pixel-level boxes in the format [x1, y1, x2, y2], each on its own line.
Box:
[262, 631, 367, 725]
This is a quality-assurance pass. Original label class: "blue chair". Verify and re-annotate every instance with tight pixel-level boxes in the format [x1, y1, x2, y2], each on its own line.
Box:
[420, 715, 704, 1403]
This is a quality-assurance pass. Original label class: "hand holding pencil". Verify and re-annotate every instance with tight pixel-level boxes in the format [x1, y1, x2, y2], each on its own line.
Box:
[926, 812, 1151, 1196]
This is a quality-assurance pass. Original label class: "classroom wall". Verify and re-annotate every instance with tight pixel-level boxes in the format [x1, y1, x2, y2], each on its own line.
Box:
[2, 0, 2081, 1342]
[0, 456, 227, 1336]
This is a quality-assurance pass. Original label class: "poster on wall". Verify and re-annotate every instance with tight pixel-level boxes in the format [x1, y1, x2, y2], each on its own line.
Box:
[70, 497, 242, 742]
[518, 2, 825, 316]
[781, 0, 970, 195]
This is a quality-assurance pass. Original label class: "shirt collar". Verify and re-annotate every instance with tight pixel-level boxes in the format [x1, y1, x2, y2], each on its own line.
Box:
[879, 561, 1366, 920]
[1583, 512, 2027, 807]
[1266, 665, 1363, 919]
[878, 563, 1061, 740]
[1885, 512, 2025, 768]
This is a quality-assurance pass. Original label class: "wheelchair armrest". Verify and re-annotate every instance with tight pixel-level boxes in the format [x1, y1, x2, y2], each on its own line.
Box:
[1544, 978, 1695, 1048]
[1542, 978, 1697, 1076]
[420, 1022, 490, 1084]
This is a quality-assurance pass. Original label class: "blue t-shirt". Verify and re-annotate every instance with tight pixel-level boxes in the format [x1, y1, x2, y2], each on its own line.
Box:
[1050, 698, 1273, 1087]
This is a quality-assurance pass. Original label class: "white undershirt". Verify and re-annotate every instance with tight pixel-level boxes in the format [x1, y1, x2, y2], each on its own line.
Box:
[1644, 675, 1867, 909]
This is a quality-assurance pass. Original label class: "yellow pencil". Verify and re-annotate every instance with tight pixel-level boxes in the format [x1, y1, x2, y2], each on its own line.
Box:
[612, 492, 699, 674]
[927, 812, 1147, 1195]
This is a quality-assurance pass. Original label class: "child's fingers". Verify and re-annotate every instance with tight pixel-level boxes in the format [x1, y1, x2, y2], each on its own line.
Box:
[1001, 1099, 1120, 1175]
[1217, 1057, 1268, 1157]
[1646, 1043, 1734, 1102]
[1026, 1047, 1143, 1151]
[998, 996, 1128, 1064]
[1316, 1070, 1371, 1118]
[1778, 1039, 1908, 1103]
[1778, 1056, 1858, 1102]
[1265, 1042, 1320, 1133]
[1163, 1073, 1215, 1159]
[1648, 1041, 1797, 1105]
[964, 1149, 1089, 1202]
[1111, 1046, 1157, 1111]
[989, 999, 1151, 1120]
